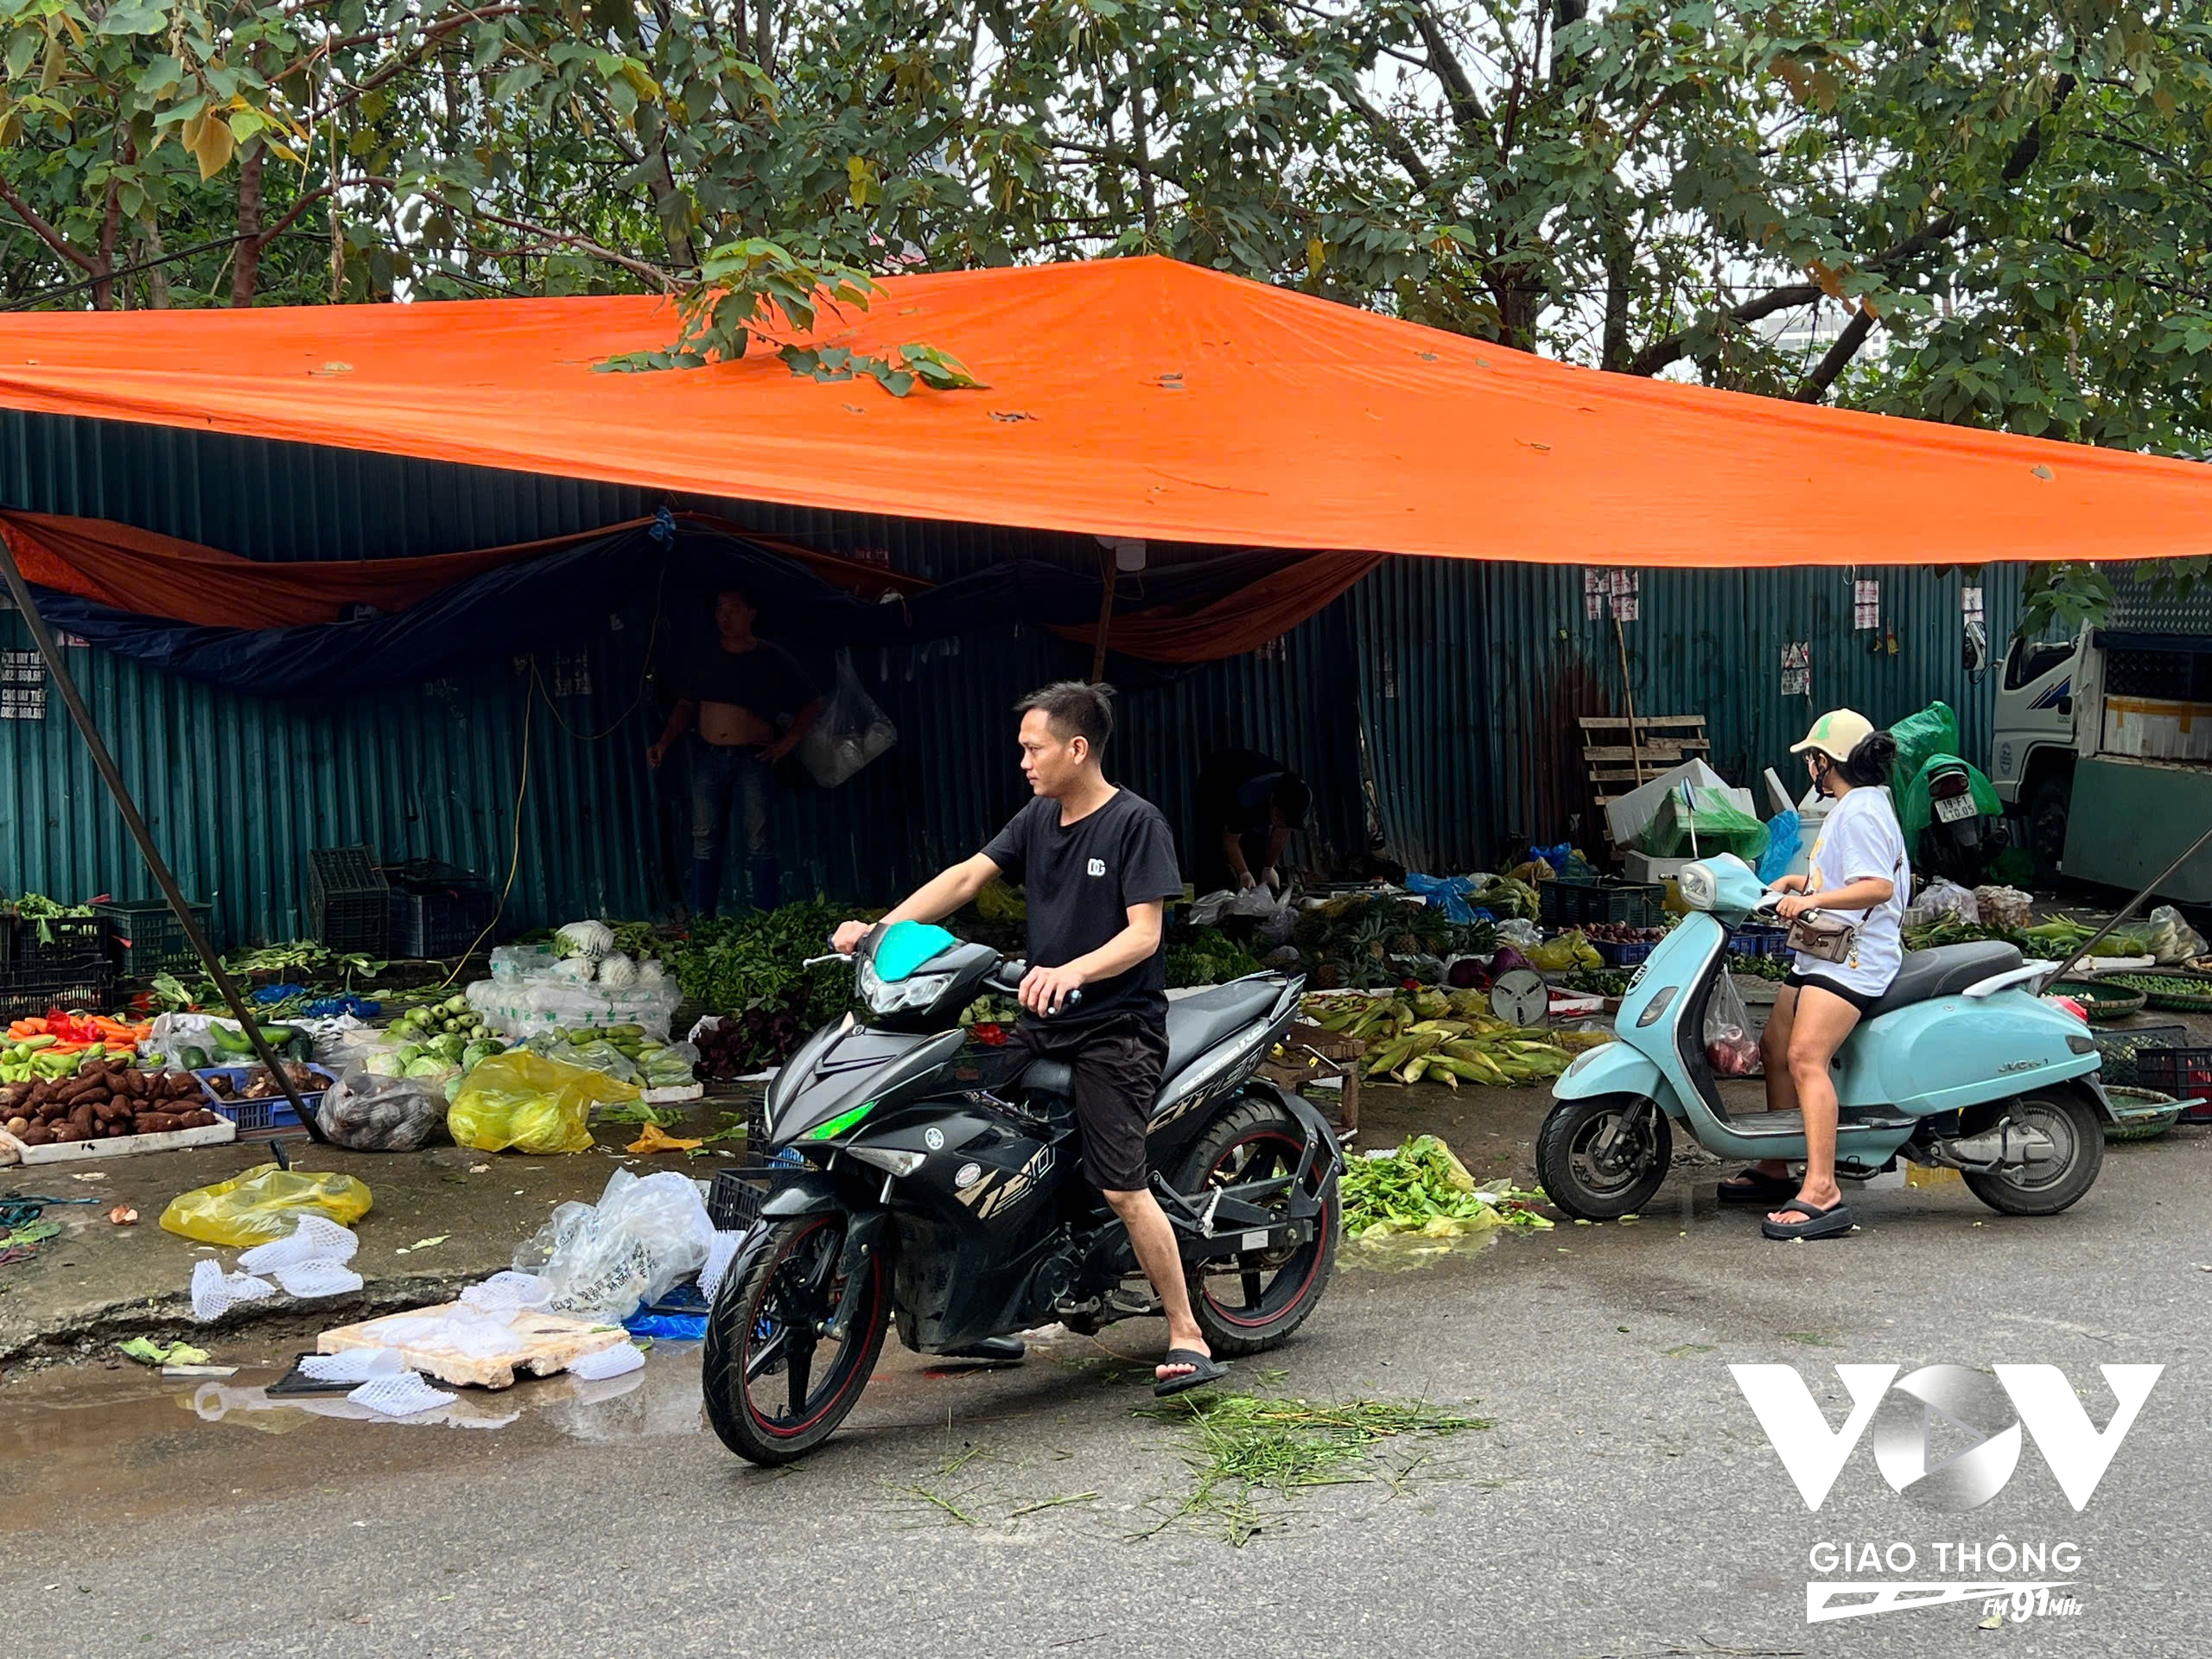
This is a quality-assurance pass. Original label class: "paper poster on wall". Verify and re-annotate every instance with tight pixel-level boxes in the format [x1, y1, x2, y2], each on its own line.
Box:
[1, 649, 47, 720]
[1780, 640, 1810, 699]
[1853, 579, 1881, 630]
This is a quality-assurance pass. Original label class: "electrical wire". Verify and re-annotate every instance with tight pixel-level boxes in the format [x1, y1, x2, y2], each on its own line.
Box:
[430, 681, 532, 994]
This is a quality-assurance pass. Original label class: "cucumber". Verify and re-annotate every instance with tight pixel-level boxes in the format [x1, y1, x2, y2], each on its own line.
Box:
[177, 1045, 212, 1071]
[209, 1021, 253, 1056]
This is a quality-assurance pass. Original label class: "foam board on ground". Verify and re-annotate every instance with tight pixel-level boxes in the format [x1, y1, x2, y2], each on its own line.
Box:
[317, 1302, 626, 1389]
[1604, 760, 1750, 848]
[0, 1118, 236, 1166]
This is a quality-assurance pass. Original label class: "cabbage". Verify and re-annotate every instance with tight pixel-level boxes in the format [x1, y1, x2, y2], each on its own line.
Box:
[430, 1033, 468, 1064]
[1491, 945, 1532, 976]
[550, 956, 595, 983]
[365, 1052, 404, 1077]
[395, 1042, 424, 1067]
[595, 951, 639, 989]
[461, 1040, 501, 1070]
[404, 1057, 458, 1080]
[554, 919, 613, 960]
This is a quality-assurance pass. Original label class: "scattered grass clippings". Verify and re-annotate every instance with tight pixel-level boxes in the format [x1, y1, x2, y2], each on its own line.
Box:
[1133, 1389, 1490, 1547]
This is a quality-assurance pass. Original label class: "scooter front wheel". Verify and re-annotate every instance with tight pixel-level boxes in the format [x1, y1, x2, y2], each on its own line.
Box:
[1537, 1094, 1673, 1221]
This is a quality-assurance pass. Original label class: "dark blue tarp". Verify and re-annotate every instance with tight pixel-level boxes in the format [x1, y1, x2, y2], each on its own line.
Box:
[33, 521, 1293, 697]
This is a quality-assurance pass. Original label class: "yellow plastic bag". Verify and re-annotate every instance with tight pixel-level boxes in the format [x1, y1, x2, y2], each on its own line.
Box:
[158, 1163, 374, 1248]
[447, 1052, 638, 1154]
[1527, 931, 1601, 973]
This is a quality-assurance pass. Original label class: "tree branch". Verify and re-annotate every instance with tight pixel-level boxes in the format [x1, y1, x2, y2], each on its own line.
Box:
[469, 210, 677, 289]
[1625, 72, 2077, 378]
[0, 178, 100, 277]
[1792, 305, 1878, 402]
[1413, 3, 1490, 142]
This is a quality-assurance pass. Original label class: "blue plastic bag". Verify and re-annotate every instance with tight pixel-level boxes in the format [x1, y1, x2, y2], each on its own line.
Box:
[1405, 873, 1478, 924]
[1755, 810, 1802, 884]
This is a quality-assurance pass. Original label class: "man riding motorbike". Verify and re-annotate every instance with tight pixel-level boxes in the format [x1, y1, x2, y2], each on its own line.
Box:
[831, 679, 1227, 1393]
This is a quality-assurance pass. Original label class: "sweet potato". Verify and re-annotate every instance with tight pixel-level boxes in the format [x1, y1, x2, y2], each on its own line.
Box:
[18, 1125, 50, 1145]
[181, 1109, 218, 1128]
[48, 1124, 81, 1142]
[3, 1116, 26, 1137]
[132, 1112, 181, 1135]
[68, 1103, 96, 1137]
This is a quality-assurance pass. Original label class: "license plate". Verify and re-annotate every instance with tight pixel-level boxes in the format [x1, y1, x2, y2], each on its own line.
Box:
[1936, 794, 1977, 823]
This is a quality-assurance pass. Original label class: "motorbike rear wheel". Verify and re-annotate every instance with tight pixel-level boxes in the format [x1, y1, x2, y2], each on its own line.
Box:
[1960, 1090, 2104, 1217]
[1536, 1094, 1673, 1220]
[1173, 1094, 1339, 1357]
[702, 1213, 891, 1465]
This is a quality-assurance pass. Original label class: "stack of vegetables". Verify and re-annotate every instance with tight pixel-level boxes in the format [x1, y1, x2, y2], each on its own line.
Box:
[175, 1018, 315, 1070]
[2, 1058, 219, 1147]
[1301, 989, 1607, 1087]
[1341, 1135, 1553, 1240]
[4, 1013, 153, 1079]
[376, 995, 506, 1092]
[1293, 897, 1498, 990]
[525, 1023, 695, 1091]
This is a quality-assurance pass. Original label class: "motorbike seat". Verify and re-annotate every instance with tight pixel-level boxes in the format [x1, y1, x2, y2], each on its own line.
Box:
[1163, 980, 1281, 1079]
[1863, 941, 2024, 1020]
[1020, 1059, 1075, 1099]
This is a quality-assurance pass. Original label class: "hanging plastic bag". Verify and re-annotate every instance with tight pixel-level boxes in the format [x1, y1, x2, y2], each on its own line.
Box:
[513, 1168, 715, 1323]
[1914, 878, 1980, 925]
[798, 650, 898, 789]
[1704, 969, 1764, 1077]
[160, 1162, 375, 1249]
[446, 1052, 638, 1155]
[1755, 810, 1802, 886]
[315, 1062, 448, 1153]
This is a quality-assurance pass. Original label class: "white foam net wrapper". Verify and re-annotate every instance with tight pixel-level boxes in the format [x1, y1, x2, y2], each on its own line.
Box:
[273, 1262, 365, 1300]
[347, 1373, 459, 1417]
[238, 1216, 359, 1274]
[300, 1347, 406, 1382]
[568, 1341, 646, 1381]
[190, 1258, 278, 1323]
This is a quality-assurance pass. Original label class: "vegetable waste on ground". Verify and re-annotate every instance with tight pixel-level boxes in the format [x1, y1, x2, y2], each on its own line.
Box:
[1300, 990, 1605, 1087]
[1340, 1135, 1553, 1239]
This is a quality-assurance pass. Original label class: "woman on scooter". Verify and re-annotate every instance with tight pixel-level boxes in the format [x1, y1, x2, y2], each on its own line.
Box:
[1719, 709, 1908, 1241]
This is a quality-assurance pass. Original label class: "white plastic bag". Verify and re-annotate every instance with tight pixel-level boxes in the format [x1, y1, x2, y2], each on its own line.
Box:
[316, 1062, 447, 1152]
[798, 650, 898, 789]
[1915, 878, 1979, 925]
[2147, 905, 2208, 965]
[512, 1168, 714, 1324]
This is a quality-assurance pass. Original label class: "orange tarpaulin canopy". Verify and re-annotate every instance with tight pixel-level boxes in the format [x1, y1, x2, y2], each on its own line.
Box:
[1, 257, 2207, 567]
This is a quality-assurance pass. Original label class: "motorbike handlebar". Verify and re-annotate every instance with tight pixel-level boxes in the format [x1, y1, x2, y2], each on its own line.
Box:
[986, 960, 1083, 1015]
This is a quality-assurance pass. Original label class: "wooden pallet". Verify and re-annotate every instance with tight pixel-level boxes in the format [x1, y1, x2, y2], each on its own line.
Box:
[1580, 715, 1711, 805]
[319, 1303, 626, 1389]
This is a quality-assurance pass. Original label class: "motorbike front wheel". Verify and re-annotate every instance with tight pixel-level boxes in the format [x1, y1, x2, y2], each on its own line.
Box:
[702, 1213, 891, 1465]
[1536, 1094, 1674, 1220]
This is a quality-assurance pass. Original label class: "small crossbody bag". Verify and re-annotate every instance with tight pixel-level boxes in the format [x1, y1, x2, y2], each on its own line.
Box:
[1787, 849, 1907, 964]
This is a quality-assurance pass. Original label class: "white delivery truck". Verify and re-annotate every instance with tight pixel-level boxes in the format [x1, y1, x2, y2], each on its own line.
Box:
[1989, 577, 2212, 901]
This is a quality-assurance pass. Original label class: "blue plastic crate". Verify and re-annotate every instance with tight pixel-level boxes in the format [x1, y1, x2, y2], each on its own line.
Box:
[1592, 938, 1659, 967]
[1734, 925, 1791, 960]
[195, 1063, 333, 1134]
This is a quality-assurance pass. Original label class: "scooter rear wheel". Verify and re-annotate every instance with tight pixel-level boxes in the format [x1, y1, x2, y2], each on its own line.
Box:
[1537, 1094, 1673, 1221]
[1961, 1090, 2104, 1217]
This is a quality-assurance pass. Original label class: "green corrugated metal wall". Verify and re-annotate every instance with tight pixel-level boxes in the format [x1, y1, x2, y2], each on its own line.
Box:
[0, 409, 2024, 942]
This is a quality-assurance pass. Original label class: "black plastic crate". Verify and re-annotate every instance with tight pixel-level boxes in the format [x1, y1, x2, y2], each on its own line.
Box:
[308, 845, 389, 955]
[2135, 1046, 2212, 1121]
[2094, 1023, 2190, 1086]
[0, 956, 112, 1022]
[384, 857, 484, 892]
[94, 899, 216, 979]
[388, 887, 499, 959]
[1541, 879, 1664, 929]
[4, 912, 105, 969]
[707, 1157, 805, 1232]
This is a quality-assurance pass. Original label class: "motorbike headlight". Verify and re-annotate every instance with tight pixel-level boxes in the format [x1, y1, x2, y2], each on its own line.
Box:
[856, 957, 955, 1014]
[849, 1146, 926, 1178]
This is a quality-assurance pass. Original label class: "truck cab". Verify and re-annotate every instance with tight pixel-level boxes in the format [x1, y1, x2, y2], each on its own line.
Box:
[1991, 607, 2212, 900]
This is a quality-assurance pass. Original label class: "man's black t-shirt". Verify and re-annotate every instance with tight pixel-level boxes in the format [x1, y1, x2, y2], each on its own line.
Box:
[982, 789, 1184, 1027]
[684, 640, 817, 725]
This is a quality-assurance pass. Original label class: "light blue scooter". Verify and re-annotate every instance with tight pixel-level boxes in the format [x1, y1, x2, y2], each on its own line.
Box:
[1536, 854, 2113, 1221]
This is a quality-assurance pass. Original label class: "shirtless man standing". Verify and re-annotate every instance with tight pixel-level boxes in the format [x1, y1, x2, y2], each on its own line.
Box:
[648, 588, 823, 918]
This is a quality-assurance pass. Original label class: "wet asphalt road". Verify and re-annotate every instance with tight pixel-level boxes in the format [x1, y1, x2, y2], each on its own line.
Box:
[3, 1127, 2209, 1659]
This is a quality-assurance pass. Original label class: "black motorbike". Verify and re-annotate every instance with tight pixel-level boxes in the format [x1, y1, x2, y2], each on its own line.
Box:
[1916, 756, 2008, 887]
[702, 923, 1342, 1465]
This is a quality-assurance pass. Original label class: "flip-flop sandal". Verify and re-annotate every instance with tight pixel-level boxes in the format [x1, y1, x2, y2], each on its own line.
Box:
[1718, 1170, 1800, 1205]
[1761, 1198, 1856, 1241]
[1152, 1348, 1230, 1397]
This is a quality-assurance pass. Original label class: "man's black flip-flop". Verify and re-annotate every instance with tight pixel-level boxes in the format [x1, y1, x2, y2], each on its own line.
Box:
[1152, 1349, 1230, 1397]
[1761, 1198, 1855, 1241]
[1718, 1170, 1799, 1205]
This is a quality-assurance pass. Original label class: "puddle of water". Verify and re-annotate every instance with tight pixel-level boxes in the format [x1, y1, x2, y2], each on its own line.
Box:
[0, 1344, 712, 1529]
[1338, 1230, 1504, 1274]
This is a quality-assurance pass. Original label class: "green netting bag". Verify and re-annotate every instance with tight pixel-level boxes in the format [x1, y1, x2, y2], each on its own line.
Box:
[1639, 785, 1771, 861]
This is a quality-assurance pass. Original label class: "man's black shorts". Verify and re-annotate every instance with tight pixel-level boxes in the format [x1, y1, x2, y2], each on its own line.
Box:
[1008, 1014, 1168, 1193]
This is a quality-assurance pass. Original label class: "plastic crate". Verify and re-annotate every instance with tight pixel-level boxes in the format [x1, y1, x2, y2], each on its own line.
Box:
[1592, 938, 1660, 967]
[707, 1154, 806, 1231]
[308, 846, 390, 955]
[4, 913, 105, 969]
[195, 1063, 334, 1134]
[0, 957, 113, 1023]
[94, 899, 216, 979]
[2092, 1023, 2190, 1086]
[1733, 925, 1792, 960]
[388, 887, 499, 959]
[1541, 879, 1663, 929]
[2134, 1047, 2212, 1121]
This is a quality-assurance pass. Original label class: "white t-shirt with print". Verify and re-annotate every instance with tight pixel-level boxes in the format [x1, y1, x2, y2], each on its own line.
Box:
[1793, 785, 1910, 995]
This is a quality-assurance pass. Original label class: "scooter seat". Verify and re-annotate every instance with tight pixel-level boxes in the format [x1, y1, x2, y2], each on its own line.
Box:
[1163, 979, 1281, 1079]
[1020, 1059, 1075, 1099]
[1863, 941, 2024, 1020]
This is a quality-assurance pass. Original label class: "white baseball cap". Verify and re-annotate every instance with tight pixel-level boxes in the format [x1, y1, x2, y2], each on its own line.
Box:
[1789, 708, 1877, 762]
